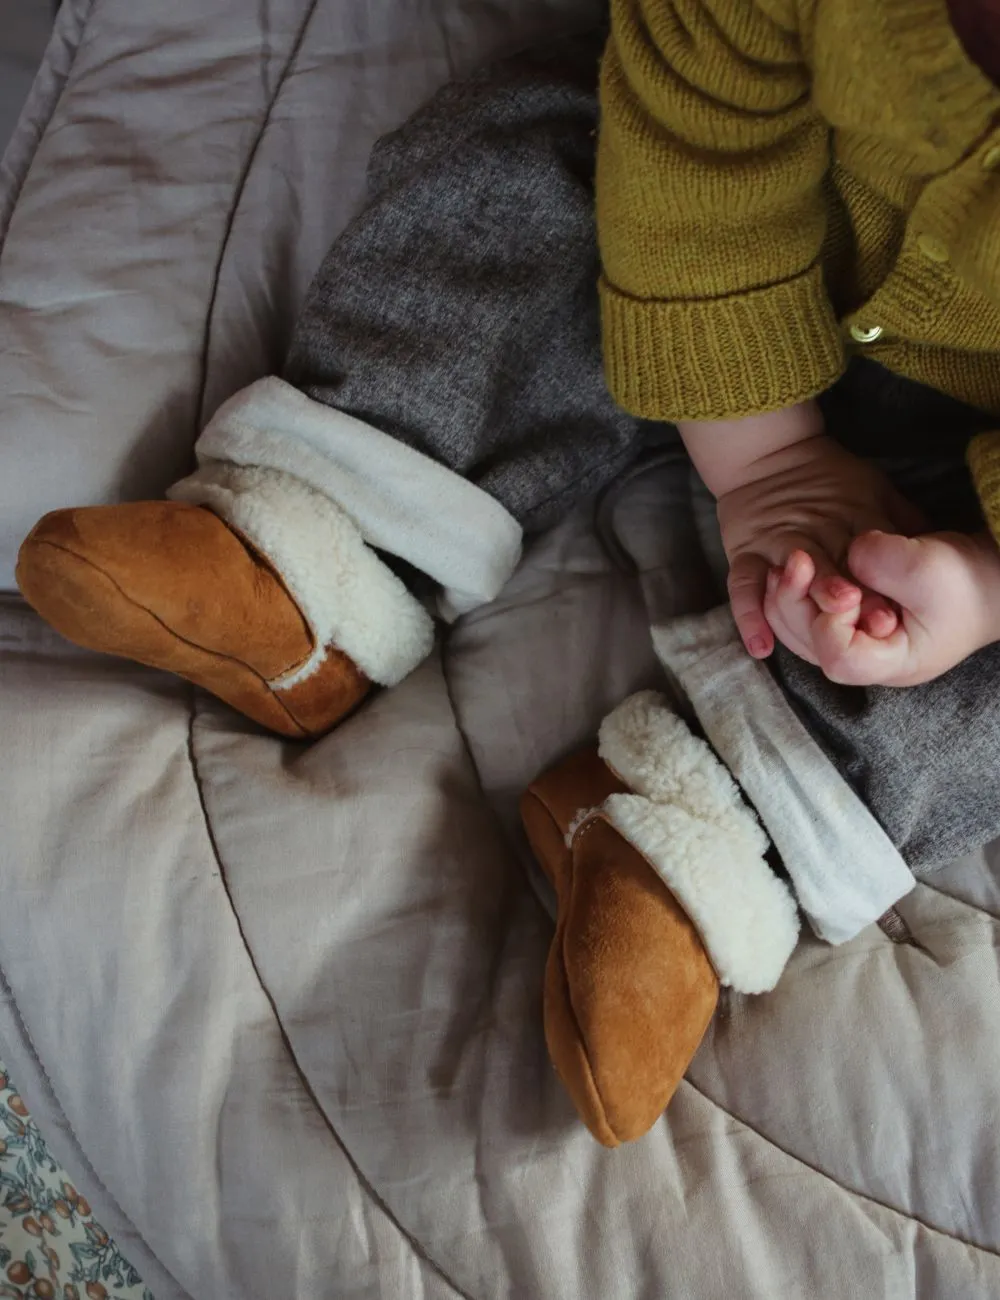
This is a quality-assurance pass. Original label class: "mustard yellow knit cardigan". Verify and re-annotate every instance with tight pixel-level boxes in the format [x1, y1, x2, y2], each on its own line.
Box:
[597, 0, 1000, 530]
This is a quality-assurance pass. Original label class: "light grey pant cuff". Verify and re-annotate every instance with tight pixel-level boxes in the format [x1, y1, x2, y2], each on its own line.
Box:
[179, 377, 524, 624]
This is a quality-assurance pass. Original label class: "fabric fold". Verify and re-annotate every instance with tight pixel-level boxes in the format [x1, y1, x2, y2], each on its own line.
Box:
[654, 608, 917, 944]
[183, 377, 524, 621]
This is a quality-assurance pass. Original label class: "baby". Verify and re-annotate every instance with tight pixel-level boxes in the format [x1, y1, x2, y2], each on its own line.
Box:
[15, 1, 1000, 730]
[14, 4, 1000, 1147]
[598, 0, 1000, 688]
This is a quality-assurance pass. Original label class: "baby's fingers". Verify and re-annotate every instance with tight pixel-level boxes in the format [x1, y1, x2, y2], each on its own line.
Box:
[859, 592, 899, 639]
[763, 554, 820, 664]
[727, 553, 774, 658]
[780, 550, 816, 601]
[767, 550, 861, 665]
[809, 571, 864, 615]
[809, 554, 915, 684]
[810, 612, 911, 686]
[809, 565, 899, 639]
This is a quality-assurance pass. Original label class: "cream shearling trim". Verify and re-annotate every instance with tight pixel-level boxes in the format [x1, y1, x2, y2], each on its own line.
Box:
[594, 692, 799, 994]
[169, 464, 434, 688]
[598, 690, 769, 860]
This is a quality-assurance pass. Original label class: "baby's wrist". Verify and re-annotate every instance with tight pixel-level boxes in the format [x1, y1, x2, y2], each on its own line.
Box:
[679, 400, 827, 500]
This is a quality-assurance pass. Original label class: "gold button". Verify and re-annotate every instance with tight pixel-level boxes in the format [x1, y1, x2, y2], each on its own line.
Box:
[849, 324, 883, 344]
[917, 233, 950, 263]
[983, 144, 1000, 171]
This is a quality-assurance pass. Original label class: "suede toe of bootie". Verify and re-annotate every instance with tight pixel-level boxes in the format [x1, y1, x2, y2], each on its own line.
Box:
[17, 502, 371, 738]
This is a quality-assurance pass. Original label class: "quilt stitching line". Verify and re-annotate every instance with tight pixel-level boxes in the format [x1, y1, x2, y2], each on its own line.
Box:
[193, 0, 324, 433]
[184, 694, 476, 1300]
[0, 0, 98, 264]
[682, 1077, 1000, 1260]
[0, 960, 193, 1299]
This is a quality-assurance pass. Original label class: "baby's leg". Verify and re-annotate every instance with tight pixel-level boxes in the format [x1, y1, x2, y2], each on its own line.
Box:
[19, 31, 649, 736]
[178, 32, 646, 624]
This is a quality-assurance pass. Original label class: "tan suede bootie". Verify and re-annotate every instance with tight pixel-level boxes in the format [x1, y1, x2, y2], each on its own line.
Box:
[17, 502, 373, 738]
[521, 692, 800, 1147]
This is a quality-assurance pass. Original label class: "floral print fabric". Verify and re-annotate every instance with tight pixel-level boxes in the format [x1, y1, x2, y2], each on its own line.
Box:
[0, 1065, 152, 1300]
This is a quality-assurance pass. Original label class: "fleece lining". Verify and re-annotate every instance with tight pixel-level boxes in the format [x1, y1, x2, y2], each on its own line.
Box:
[184, 377, 524, 621]
[169, 463, 434, 688]
[593, 692, 800, 994]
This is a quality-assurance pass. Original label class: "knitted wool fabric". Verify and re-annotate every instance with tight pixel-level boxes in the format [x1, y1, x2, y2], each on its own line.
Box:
[597, 0, 1000, 534]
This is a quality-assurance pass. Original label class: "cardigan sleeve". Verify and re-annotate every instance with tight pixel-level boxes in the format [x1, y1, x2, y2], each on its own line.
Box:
[597, 0, 844, 421]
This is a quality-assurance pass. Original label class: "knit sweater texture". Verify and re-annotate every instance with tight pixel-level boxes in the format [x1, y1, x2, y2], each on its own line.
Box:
[597, 0, 1000, 534]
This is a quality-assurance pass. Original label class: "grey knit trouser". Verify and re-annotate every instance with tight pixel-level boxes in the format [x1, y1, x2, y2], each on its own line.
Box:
[283, 30, 652, 535]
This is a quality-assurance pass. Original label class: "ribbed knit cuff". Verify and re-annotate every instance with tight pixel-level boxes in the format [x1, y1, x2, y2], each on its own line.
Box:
[600, 265, 846, 423]
[968, 431, 1000, 547]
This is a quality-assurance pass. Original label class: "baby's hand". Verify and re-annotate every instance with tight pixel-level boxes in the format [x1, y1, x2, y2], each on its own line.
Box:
[716, 434, 923, 658]
[766, 531, 1000, 686]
